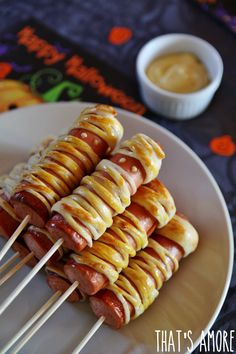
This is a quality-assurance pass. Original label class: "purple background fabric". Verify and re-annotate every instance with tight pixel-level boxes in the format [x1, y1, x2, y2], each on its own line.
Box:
[194, 0, 236, 35]
[0, 1, 235, 353]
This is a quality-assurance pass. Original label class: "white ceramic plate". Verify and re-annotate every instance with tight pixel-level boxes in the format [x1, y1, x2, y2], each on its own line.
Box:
[0, 102, 233, 354]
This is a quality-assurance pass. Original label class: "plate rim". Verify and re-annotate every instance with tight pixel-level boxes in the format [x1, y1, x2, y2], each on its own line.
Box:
[0, 101, 234, 353]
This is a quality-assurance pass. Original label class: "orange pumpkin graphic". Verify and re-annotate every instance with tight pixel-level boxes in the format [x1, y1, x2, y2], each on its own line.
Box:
[0, 80, 43, 113]
[0, 63, 12, 79]
[108, 27, 133, 45]
[210, 135, 236, 157]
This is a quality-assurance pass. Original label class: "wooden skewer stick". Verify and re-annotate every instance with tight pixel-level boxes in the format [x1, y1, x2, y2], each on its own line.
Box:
[71, 316, 105, 354]
[0, 252, 34, 286]
[0, 238, 63, 316]
[0, 215, 30, 262]
[0, 252, 20, 274]
[0, 291, 61, 354]
[11, 281, 79, 354]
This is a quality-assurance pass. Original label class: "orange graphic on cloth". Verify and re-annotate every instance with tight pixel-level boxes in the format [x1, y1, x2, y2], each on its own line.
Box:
[17, 26, 65, 65]
[210, 135, 236, 157]
[66, 55, 146, 115]
[108, 27, 133, 45]
[0, 62, 12, 79]
[0, 80, 43, 113]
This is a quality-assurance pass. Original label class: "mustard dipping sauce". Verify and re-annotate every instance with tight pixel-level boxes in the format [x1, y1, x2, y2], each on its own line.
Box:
[146, 52, 210, 94]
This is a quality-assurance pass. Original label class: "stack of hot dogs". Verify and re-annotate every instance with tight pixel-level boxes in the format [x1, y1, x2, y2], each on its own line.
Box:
[0, 104, 198, 329]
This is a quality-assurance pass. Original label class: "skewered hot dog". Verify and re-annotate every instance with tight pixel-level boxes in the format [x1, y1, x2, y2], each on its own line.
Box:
[90, 213, 199, 329]
[0, 191, 20, 239]
[11, 105, 123, 227]
[0, 142, 58, 266]
[46, 134, 165, 253]
[0, 135, 56, 239]
[64, 179, 176, 295]
[1, 153, 86, 291]
[11, 241, 38, 268]
[0, 162, 30, 239]
[23, 226, 64, 264]
[0, 192, 38, 267]
[45, 262, 86, 303]
[0, 191, 38, 267]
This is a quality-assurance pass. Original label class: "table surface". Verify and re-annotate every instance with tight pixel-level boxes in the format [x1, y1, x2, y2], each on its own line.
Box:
[0, 0, 235, 353]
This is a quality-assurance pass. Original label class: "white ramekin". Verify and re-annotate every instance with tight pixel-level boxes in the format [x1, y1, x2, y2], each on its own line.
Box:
[136, 34, 224, 120]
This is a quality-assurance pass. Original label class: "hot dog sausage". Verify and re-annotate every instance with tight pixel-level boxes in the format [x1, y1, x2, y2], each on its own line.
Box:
[64, 179, 176, 295]
[90, 213, 199, 328]
[11, 105, 123, 227]
[0, 194, 37, 268]
[12, 240, 38, 268]
[23, 226, 64, 264]
[47, 134, 165, 253]
[45, 262, 86, 303]
[46, 275, 81, 303]
[0, 192, 20, 239]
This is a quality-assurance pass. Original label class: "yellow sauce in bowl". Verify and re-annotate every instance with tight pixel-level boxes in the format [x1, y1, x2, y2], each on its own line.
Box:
[146, 52, 210, 94]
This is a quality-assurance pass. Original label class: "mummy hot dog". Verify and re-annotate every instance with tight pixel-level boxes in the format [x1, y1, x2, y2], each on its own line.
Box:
[10, 105, 123, 227]
[30, 179, 175, 301]
[0, 153, 49, 239]
[0, 104, 122, 265]
[23, 142, 166, 261]
[90, 213, 199, 329]
[0, 138, 56, 266]
[47, 134, 165, 252]
[64, 179, 176, 295]
[0, 158, 50, 266]
[24, 180, 175, 301]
